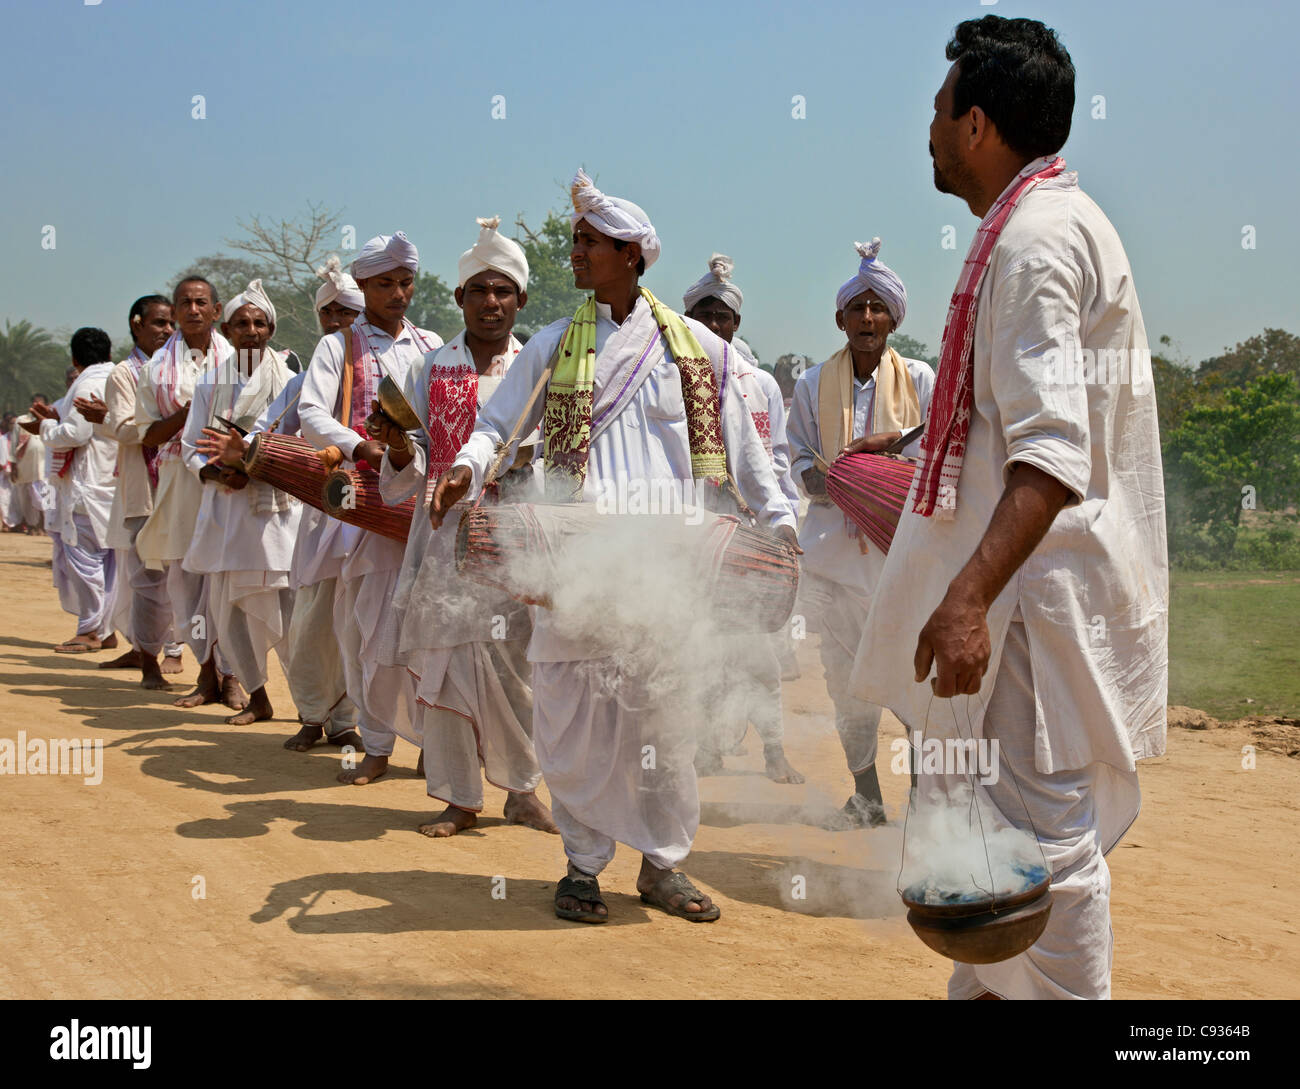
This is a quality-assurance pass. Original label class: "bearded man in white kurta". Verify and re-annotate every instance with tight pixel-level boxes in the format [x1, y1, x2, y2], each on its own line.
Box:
[136, 277, 242, 710]
[432, 171, 798, 924]
[850, 17, 1167, 1000]
[189, 281, 302, 726]
[683, 255, 805, 785]
[298, 232, 441, 785]
[377, 216, 557, 839]
[787, 239, 934, 828]
[35, 329, 120, 653]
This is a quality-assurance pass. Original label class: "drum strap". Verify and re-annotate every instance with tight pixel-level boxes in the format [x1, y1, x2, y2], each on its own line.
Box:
[339, 326, 355, 427]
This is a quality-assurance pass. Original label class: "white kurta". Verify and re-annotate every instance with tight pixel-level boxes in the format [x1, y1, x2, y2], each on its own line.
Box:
[850, 167, 1167, 999]
[379, 330, 542, 809]
[453, 297, 796, 872]
[40, 363, 118, 551]
[181, 366, 302, 691]
[298, 318, 441, 755]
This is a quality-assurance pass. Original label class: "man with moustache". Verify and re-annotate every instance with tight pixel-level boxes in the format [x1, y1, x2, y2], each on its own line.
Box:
[298, 233, 442, 784]
[136, 277, 244, 711]
[850, 15, 1167, 1000]
[374, 216, 556, 839]
[788, 239, 934, 828]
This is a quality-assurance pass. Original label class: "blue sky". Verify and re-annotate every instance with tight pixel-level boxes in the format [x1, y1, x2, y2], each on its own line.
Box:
[1, 0, 1295, 366]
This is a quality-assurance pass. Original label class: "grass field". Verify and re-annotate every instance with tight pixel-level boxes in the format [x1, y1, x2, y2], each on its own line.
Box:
[1169, 569, 1300, 720]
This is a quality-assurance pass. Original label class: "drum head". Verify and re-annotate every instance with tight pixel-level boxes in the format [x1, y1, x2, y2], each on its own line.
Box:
[322, 471, 349, 514]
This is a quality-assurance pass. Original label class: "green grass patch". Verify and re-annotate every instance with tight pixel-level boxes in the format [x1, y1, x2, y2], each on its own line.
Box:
[1169, 569, 1300, 719]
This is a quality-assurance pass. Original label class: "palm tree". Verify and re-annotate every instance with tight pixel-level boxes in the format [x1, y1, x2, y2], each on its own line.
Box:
[0, 320, 66, 414]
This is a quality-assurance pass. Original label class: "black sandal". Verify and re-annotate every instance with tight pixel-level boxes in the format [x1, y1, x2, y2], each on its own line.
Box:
[555, 874, 609, 924]
[639, 871, 721, 922]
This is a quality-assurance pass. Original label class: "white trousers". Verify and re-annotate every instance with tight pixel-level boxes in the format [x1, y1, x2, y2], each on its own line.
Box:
[166, 562, 228, 673]
[122, 516, 172, 656]
[944, 623, 1141, 1001]
[806, 574, 881, 774]
[533, 657, 697, 875]
[208, 571, 293, 693]
[335, 568, 416, 757]
[54, 513, 117, 638]
[287, 577, 354, 734]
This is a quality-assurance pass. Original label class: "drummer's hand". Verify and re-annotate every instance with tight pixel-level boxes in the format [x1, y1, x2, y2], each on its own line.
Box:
[353, 439, 386, 467]
[802, 467, 827, 497]
[73, 393, 108, 424]
[913, 584, 990, 699]
[199, 426, 248, 467]
[219, 467, 250, 491]
[30, 401, 58, 422]
[840, 431, 901, 457]
[774, 524, 803, 555]
[430, 465, 472, 529]
[198, 464, 224, 485]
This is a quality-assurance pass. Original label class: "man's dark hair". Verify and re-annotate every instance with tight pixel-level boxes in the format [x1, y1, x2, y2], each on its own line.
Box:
[946, 16, 1075, 160]
[611, 239, 647, 277]
[173, 275, 219, 306]
[69, 327, 113, 369]
[130, 293, 171, 327]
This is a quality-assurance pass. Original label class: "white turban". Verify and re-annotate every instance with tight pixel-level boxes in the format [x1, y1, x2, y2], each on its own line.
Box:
[351, 231, 420, 280]
[315, 255, 365, 312]
[835, 237, 907, 328]
[569, 168, 661, 270]
[682, 253, 743, 315]
[457, 216, 529, 290]
[222, 278, 276, 326]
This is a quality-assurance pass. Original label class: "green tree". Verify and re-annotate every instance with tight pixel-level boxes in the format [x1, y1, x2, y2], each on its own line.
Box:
[1196, 328, 1300, 388]
[1152, 335, 1197, 437]
[0, 320, 69, 414]
[408, 272, 462, 342]
[174, 254, 314, 361]
[890, 333, 939, 366]
[511, 211, 585, 339]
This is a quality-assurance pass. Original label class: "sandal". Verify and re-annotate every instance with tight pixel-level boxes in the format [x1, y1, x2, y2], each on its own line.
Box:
[639, 871, 720, 922]
[555, 874, 609, 924]
[55, 638, 101, 654]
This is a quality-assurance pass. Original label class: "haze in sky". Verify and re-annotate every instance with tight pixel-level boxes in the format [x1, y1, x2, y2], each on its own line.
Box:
[1, 0, 1294, 366]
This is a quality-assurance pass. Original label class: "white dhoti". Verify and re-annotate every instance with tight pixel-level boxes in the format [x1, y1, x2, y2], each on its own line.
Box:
[166, 562, 227, 672]
[804, 573, 881, 773]
[286, 577, 354, 735]
[123, 516, 172, 656]
[110, 547, 135, 644]
[409, 638, 541, 811]
[701, 633, 785, 757]
[18, 483, 45, 528]
[0, 475, 15, 527]
[943, 623, 1141, 1001]
[532, 657, 697, 875]
[56, 513, 117, 638]
[208, 570, 294, 692]
[336, 567, 416, 756]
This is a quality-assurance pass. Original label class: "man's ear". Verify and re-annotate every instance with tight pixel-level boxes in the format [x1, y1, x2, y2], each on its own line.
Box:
[219, 322, 231, 339]
[733, 312, 742, 332]
[626, 242, 642, 269]
[454, 286, 465, 308]
[967, 105, 988, 151]
[835, 309, 846, 332]
[517, 289, 528, 311]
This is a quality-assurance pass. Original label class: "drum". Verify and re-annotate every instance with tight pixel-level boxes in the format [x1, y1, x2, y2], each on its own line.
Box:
[243, 432, 330, 512]
[825, 452, 918, 554]
[455, 503, 799, 633]
[321, 468, 416, 543]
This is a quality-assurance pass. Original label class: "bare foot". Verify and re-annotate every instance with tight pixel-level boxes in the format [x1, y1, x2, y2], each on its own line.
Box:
[338, 753, 389, 785]
[417, 804, 478, 838]
[325, 729, 364, 749]
[173, 674, 221, 708]
[98, 649, 142, 670]
[503, 792, 560, 834]
[284, 722, 324, 751]
[100, 633, 119, 650]
[227, 686, 272, 726]
[763, 744, 805, 784]
[140, 655, 172, 691]
[220, 674, 248, 712]
[416, 750, 424, 777]
[160, 653, 184, 675]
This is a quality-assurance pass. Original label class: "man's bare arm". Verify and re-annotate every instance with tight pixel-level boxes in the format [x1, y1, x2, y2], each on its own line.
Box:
[142, 404, 189, 448]
[914, 462, 1073, 698]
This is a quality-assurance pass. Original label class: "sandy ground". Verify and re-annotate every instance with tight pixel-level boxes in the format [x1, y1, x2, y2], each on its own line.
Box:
[1, 530, 1296, 1000]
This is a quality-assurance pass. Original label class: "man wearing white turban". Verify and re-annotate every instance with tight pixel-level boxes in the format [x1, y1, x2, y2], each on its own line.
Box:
[430, 171, 798, 924]
[314, 255, 365, 335]
[371, 215, 557, 838]
[683, 255, 804, 786]
[787, 238, 935, 827]
[189, 280, 302, 725]
[298, 231, 441, 783]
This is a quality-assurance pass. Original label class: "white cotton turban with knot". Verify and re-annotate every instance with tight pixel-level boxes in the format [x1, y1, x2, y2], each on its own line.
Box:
[682, 253, 744, 315]
[569, 168, 661, 270]
[351, 231, 420, 280]
[315, 255, 365, 312]
[223, 278, 277, 326]
[457, 216, 530, 290]
[835, 237, 907, 328]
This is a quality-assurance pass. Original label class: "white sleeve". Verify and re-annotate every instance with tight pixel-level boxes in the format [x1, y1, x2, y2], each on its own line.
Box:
[40, 379, 93, 451]
[180, 381, 213, 478]
[786, 367, 821, 494]
[721, 363, 797, 531]
[765, 380, 800, 505]
[299, 333, 362, 458]
[133, 361, 165, 443]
